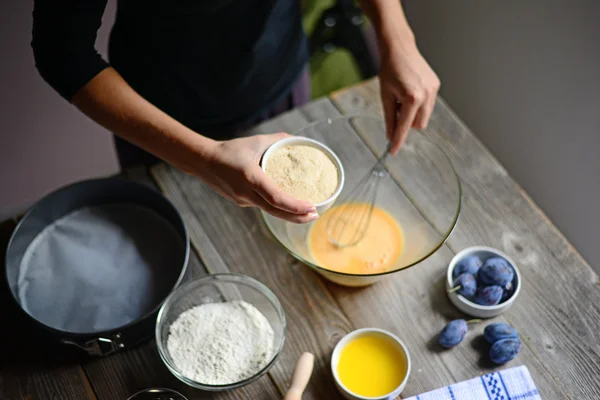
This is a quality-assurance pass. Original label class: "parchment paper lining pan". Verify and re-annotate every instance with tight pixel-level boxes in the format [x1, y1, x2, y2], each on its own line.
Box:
[4, 178, 189, 356]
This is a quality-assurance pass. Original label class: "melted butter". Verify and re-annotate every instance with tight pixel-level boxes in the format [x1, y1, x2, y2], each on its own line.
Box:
[337, 334, 408, 397]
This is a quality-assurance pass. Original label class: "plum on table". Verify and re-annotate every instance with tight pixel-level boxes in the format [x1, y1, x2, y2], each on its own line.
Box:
[483, 322, 519, 344]
[438, 319, 480, 348]
[490, 338, 521, 364]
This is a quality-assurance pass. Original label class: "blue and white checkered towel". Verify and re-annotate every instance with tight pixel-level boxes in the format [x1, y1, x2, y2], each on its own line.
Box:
[405, 365, 541, 400]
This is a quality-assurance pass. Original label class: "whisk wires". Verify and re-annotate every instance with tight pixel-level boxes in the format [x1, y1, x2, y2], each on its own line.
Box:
[325, 144, 392, 248]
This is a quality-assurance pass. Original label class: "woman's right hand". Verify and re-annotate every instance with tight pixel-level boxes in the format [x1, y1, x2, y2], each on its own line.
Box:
[195, 133, 320, 224]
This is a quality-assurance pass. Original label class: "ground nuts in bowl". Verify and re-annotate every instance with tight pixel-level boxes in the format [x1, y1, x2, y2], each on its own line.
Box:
[260, 136, 344, 215]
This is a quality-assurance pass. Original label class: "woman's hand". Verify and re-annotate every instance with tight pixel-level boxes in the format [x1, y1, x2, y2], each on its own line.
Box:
[198, 133, 319, 224]
[379, 41, 440, 156]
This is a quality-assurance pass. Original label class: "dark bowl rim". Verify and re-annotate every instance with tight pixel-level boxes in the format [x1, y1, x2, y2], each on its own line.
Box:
[3, 177, 190, 338]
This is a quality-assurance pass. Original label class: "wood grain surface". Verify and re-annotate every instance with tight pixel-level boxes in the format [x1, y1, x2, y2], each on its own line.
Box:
[153, 158, 352, 400]
[3, 79, 599, 400]
[234, 98, 566, 398]
[153, 84, 600, 398]
[330, 78, 600, 399]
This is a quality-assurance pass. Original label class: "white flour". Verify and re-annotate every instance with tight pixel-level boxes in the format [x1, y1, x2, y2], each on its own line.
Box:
[167, 301, 275, 385]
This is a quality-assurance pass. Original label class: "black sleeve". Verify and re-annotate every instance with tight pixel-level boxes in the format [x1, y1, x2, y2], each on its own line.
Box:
[32, 0, 110, 101]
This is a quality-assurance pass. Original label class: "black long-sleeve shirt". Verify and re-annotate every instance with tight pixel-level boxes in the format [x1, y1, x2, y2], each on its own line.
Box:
[32, 0, 308, 135]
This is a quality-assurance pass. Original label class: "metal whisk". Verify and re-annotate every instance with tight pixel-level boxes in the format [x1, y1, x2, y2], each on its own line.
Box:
[326, 144, 392, 248]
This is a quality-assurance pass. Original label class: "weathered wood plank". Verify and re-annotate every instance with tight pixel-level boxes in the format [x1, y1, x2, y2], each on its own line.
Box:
[0, 219, 96, 400]
[152, 174, 351, 400]
[0, 366, 96, 400]
[295, 98, 564, 398]
[84, 344, 281, 400]
[152, 101, 559, 399]
[152, 110, 355, 400]
[330, 79, 600, 399]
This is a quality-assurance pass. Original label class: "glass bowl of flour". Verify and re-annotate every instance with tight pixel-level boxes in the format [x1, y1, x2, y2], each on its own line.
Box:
[156, 273, 286, 390]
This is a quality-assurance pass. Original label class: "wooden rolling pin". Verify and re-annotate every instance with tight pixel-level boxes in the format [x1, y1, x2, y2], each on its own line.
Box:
[283, 352, 314, 400]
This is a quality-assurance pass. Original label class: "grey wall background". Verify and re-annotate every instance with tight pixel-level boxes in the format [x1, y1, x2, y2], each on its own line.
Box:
[1, 1, 598, 267]
[0, 0, 119, 219]
[403, 0, 600, 268]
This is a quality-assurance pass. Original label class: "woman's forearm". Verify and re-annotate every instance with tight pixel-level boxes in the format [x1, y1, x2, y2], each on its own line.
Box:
[359, 0, 416, 53]
[72, 67, 216, 173]
[359, 0, 440, 154]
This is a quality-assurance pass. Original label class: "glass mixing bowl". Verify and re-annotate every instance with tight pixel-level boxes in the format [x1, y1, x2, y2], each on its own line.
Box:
[261, 116, 461, 287]
[155, 273, 286, 391]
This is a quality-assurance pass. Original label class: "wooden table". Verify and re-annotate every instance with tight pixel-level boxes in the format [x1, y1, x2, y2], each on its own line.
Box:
[2, 78, 600, 400]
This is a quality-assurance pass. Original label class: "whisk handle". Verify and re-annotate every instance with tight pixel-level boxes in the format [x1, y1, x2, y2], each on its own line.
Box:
[373, 143, 393, 174]
[380, 143, 393, 163]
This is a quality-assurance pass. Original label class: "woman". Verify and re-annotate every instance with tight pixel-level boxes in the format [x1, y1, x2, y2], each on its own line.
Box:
[32, 0, 439, 224]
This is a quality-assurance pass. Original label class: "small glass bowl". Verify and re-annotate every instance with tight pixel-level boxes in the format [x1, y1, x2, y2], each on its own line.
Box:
[155, 273, 286, 391]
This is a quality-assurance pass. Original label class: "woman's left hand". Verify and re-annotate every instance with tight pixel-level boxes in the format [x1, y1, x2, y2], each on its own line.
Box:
[379, 41, 440, 155]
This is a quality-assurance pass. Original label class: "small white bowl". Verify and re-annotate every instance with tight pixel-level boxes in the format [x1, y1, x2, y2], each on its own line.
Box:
[260, 136, 345, 215]
[331, 328, 411, 400]
[447, 246, 521, 319]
